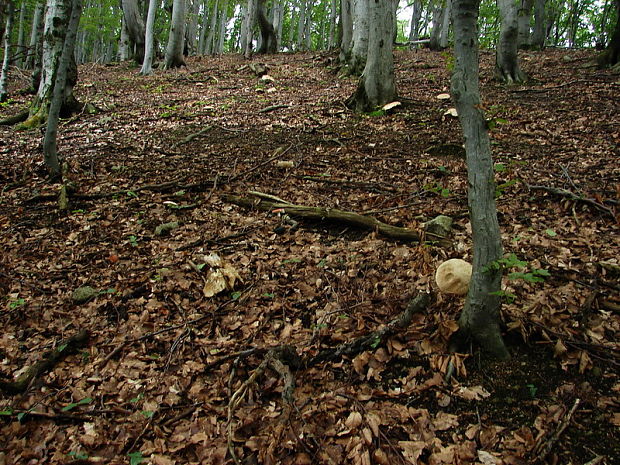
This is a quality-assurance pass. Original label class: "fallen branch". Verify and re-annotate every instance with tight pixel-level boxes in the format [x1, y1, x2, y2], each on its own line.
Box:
[258, 104, 290, 113]
[174, 125, 213, 148]
[0, 329, 89, 394]
[526, 184, 615, 219]
[307, 293, 431, 366]
[533, 398, 580, 463]
[223, 194, 449, 244]
[226, 345, 301, 465]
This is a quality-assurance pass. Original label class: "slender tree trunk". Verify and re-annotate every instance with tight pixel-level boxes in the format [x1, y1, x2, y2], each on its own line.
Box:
[185, 0, 200, 55]
[0, 1, 15, 102]
[496, 0, 527, 82]
[217, 3, 227, 53]
[346, 0, 397, 112]
[165, 0, 187, 68]
[348, 0, 369, 75]
[242, 0, 257, 57]
[439, 0, 452, 48]
[119, 16, 130, 60]
[25, 1, 44, 69]
[140, 0, 157, 74]
[339, 0, 353, 62]
[121, 0, 146, 64]
[15, 0, 26, 67]
[327, 0, 337, 49]
[451, 0, 510, 359]
[597, 0, 620, 67]
[429, 0, 444, 50]
[43, 0, 82, 179]
[517, 0, 533, 48]
[408, 0, 422, 46]
[257, 0, 277, 53]
[531, 0, 545, 49]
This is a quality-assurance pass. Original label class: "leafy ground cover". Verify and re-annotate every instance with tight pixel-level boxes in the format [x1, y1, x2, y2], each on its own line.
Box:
[0, 49, 618, 465]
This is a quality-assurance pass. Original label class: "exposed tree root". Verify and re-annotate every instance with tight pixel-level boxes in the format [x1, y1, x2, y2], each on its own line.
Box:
[0, 109, 29, 125]
[0, 329, 89, 394]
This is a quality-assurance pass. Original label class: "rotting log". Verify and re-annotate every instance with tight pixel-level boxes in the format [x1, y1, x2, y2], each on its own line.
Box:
[222, 194, 450, 245]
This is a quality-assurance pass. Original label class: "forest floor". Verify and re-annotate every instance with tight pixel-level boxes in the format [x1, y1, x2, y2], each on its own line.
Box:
[0, 48, 619, 465]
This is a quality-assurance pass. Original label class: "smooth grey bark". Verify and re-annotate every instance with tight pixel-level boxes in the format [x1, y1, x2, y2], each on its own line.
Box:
[140, 0, 157, 74]
[346, 0, 396, 112]
[517, 0, 533, 48]
[328, 0, 337, 48]
[121, 0, 146, 63]
[439, 0, 452, 48]
[257, 0, 277, 53]
[165, 0, 187, 68]
[203, 0, 219, 54]
[496, 0, 527, 82]
[118, 16, 130, 60]
[348, 0, 369, 75]
[531, 0, 545, 49]
[272, 0, 284, 46]
[295, 0, 308, 50]
[43, 0, 82, 179]
[216, 3, 227, 53]
[186, 0, 200, 55]
[16, 0, 26, 67]
[597, 0, 620, 67]
[429, 0, 444, 50]
[241, 0, 257, 57]
[408, 0, 422, 46]
[0, 1, 14, 102]
[339, 0, 353, 62]
[450, 0, 510, 359]
[25, 1, 44, 69]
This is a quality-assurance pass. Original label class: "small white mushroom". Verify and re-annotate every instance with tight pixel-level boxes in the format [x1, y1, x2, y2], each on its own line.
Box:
[435, 259, 472, 295]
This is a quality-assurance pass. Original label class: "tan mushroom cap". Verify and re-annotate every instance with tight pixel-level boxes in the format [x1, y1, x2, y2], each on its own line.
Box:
[435, 259, 472, 295]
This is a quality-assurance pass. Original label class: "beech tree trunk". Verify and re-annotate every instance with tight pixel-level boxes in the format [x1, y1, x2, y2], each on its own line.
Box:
[348, 0, 369, 75]
[0, 1, 14, 103]
[121, 0, 146, 64]
[451, 0, 510, 359]
[165, 0, 187, 68]
[496, 0, 527, 82]
[25, 1, 44, 69]
[140, 0, 157, 74]
[328, 0, 337, 48]
[531, 0, 545, 49]
[23, 0, 80, 128]
[429, 0, 445, 50]
[43, 0, 82, 179]
[15, 0, 26, 67]
[257, 0, 277, 53]
[598, 0, 620, 67]
[346, 0, 397, 112]
[408, 0, 422, 46]
[517, 0, 533, 48]
[339, 0, 353, 62]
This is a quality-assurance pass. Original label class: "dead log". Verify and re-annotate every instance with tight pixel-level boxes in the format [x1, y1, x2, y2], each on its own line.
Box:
[223, 194, 449, 244]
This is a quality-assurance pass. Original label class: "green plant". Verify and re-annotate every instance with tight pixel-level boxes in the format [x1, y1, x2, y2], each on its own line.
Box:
[424, 182, 451, 198]
[128, 451, 144, 465]
[128, 235, 138, 247]
[62, 397, 93, 412]
[485, 253, 550, 301]
[8, 298, 26, 310]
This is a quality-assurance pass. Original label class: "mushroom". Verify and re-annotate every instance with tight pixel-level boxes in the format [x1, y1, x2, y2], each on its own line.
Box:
[435, 259, 472, 295]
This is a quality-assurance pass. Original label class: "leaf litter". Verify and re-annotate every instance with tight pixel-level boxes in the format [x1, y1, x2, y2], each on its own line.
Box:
[0, 49, 618, 464]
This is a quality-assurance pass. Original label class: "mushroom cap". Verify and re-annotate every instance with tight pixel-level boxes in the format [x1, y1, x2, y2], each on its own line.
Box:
[435, 259, 472, 295]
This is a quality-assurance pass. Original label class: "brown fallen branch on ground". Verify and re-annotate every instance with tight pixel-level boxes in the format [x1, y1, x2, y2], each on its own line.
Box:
[526, 184, 615, 219]
[226, 345, 301, 465]
[223, 194, 449, 244]
[532, 398, 581, 463]
[307, 293, 431, 366]
[0, 329, 89, 394]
